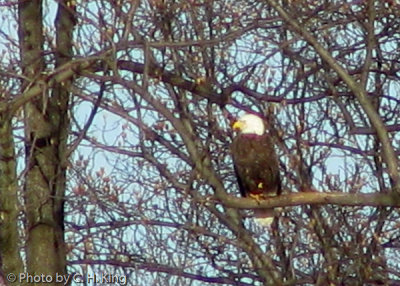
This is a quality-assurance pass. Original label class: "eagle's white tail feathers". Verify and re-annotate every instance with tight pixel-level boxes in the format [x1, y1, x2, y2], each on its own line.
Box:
[254, 208, 275, 227]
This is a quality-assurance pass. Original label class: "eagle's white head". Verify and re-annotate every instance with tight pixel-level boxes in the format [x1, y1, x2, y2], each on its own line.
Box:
[232, 113, 265, 136]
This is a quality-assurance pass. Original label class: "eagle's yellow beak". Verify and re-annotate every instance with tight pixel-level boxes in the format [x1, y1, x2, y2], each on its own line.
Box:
[232, 120, 244, 131]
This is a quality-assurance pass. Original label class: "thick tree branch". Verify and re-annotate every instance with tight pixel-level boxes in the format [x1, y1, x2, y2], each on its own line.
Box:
[0, 58, 100, 116]
[220, 191, 400, 209]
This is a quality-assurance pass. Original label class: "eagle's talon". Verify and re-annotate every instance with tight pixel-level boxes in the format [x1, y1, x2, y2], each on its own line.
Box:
[249, 193, 265, 204]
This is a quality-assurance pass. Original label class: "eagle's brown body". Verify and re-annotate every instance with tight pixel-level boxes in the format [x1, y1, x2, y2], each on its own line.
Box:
[231, 133, 281, 199]
[231, 114, 281, 225]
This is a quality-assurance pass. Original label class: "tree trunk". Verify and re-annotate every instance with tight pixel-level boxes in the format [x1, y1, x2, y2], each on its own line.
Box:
[0, 114, 24, 282]
[18, 0, 75, 282]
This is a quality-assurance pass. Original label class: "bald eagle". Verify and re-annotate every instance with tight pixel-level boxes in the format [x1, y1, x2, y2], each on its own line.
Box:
[231, 113, 281, 226]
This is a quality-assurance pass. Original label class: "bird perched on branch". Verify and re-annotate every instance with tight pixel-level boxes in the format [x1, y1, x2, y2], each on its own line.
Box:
[231, 113, 281, 226]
